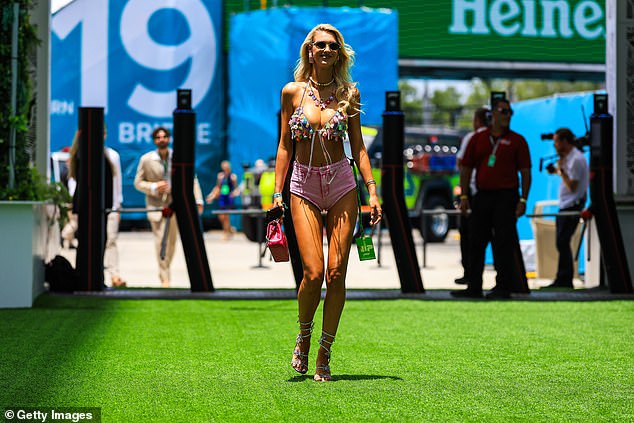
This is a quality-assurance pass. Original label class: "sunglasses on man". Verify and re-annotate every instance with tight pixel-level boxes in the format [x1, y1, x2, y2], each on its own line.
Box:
[312, 41, 341, 51]
[496, 107, 514, 116]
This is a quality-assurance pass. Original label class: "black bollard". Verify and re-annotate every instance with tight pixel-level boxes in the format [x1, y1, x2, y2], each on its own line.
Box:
[381, 92, 424, 293]
[172, 89, 214, 292]
[283, 163, 304, 290]
[76, 107, 105, 291]
[588, 94, 632, 293]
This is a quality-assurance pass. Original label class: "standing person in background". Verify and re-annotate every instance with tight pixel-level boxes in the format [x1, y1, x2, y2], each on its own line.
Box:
[134, 127, 203, 288]
[544, 128, 589, 289]
[104, 145, 126, 287]
[452, 98, 532, 299]
[206, 160, 240, 240]
[454, 107, 489, 285]
[60, 147, 78, 249]
[273, 24, 382, 381]
[62, 130, 126, 288]
[67, 129, 122, 286]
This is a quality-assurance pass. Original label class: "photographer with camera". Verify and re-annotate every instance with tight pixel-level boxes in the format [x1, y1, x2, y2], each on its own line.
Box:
[544, 128, 589, 289]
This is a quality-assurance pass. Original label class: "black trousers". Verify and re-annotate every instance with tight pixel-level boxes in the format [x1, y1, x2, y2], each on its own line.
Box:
[555, 202, 584, 286]
[467, 189, 524, 293]
[458, 195, 472, 277]
[460, 195, 521, 289]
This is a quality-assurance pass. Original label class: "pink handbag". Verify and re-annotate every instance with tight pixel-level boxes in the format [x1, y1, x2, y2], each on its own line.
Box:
[266, 219, 289, 262]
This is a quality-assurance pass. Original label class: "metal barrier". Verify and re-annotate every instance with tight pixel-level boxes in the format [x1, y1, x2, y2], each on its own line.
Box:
[106, 207, 163, 213]
[525, 211, 581, 218]
[210, 209, 269, 268]
[411, 208, 463, 268]
[408, 208, 581, 269]
[104, 206, 583, 272]
[106, 206, 270, 268]
[526, 210, 586, 268]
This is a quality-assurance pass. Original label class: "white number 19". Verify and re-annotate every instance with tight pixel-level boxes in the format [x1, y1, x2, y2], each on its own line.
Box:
[52, 0, 217, 118]
[120, 0, 216, 117]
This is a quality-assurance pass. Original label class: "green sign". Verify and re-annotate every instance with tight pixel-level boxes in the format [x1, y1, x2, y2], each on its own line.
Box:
[381, 0, 605, 63]
[226, 0, 605, 64]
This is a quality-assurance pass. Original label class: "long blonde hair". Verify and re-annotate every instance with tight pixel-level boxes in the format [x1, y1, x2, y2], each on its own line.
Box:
[68, 130, 116, 179]
[294, 24, 360, 115]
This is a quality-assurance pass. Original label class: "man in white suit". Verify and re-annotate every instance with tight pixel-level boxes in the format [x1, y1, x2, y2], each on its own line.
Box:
[134, 127, 203, 287]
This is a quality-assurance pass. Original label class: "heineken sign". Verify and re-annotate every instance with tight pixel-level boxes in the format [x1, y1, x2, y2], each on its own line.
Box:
[450, 0, 603, 39]
[396, 0, 605, 63]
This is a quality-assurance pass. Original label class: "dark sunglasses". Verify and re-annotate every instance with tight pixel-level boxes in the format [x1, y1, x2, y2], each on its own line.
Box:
[312, 41, 340, 51]
[496, 107, 514, 116]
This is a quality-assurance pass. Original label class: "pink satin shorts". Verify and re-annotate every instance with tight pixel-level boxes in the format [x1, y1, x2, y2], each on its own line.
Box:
[290, 158, 357, 211]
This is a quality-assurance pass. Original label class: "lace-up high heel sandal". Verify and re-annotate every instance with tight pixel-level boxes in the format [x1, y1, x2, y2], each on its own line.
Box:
[291, 320, 313, 374]
[314, 331, 336, 382]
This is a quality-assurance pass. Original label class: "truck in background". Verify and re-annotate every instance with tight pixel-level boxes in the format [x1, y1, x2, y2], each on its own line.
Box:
[366, 125, 464, 242]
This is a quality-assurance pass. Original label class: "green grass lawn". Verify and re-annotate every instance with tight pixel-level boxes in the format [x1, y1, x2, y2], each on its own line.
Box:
[1, 295, 632, 422]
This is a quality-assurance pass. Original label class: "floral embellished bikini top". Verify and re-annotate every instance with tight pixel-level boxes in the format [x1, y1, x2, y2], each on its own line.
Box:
[288, 82, 348, 142]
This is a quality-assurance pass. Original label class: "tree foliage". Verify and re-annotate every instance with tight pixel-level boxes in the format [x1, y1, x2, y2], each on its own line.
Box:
[430, 86, 462, 127]
[0, 0, 40, 200]
[399, 80, 423, 125]
[419, 78, 603, 130]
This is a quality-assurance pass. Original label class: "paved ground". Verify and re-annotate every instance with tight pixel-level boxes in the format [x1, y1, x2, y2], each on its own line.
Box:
[59, 228, 598, 295]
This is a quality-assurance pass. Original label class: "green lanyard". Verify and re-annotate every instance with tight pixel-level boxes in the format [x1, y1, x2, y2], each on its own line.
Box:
[350, 158, 376, 260]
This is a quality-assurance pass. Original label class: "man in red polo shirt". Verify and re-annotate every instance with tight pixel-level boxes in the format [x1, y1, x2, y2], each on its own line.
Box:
[452, 98, 532, 299]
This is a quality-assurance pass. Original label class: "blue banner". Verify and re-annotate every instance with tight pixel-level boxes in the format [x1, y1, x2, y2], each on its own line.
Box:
[51, 0, 224, 217]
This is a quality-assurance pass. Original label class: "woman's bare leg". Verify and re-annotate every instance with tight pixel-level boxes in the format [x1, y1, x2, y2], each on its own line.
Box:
[219, 214, 232, 239]
[290, 194, 325, 372]
[316, 189, 357, 380]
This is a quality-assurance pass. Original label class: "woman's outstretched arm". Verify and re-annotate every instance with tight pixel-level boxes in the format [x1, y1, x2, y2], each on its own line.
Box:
[273, 83, 297, 208]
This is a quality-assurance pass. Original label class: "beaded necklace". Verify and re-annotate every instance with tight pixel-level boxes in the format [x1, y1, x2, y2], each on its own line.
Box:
[308, 81, 335, 110]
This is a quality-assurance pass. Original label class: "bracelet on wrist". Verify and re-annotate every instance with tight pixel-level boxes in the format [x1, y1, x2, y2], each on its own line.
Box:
[365, 180, 376, 187]
[273, 192, 283, 199]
